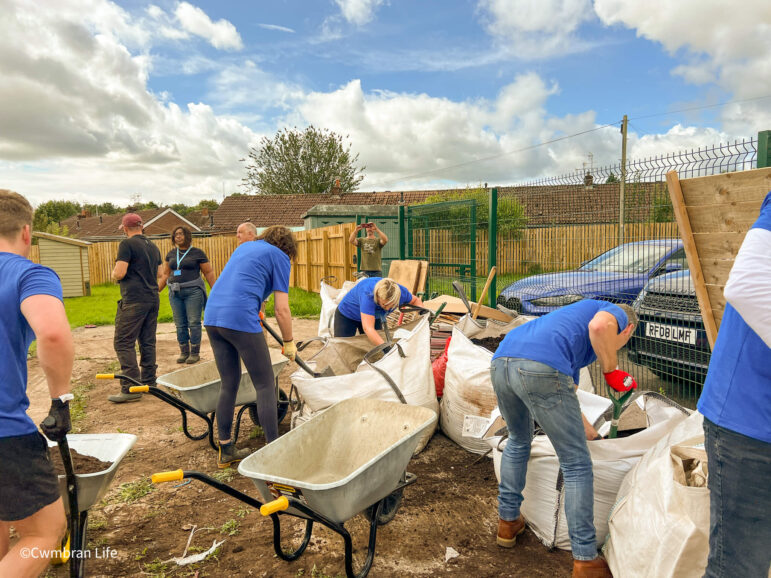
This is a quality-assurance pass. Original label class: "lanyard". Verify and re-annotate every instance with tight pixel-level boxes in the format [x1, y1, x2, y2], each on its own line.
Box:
[175, 246, 192, 270]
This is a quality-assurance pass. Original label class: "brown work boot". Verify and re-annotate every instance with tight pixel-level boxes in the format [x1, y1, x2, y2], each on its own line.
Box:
[185, 343, 200, 364]
[176, 343, 190, 363]
[497, 516, 525, 548]
[572, 557, 612, 578]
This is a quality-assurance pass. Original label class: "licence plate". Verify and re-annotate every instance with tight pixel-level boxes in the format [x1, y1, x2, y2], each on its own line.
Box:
[645, 322, 697, 345]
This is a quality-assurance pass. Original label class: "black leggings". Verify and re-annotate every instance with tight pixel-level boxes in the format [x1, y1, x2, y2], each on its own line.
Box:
[333, 309, 382, 337]
[205, 326, 278, 443]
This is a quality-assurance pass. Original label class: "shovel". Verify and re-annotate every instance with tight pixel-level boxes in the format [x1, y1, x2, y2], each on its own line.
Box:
[452, 281, 473, 315]
[259, 311, 334, 378]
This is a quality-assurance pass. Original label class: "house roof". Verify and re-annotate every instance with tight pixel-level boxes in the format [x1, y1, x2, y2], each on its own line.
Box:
[61, 208, 201, 239]
[33, 231, 91, 247]
[209, 191, 452, 232]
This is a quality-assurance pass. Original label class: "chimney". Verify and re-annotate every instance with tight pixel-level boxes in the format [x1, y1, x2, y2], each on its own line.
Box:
[201, 207, 209, 217]
[330, 178, 341, 196]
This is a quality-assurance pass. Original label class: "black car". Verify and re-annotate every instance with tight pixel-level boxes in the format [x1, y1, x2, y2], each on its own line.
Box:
[627, 270, 711, 385]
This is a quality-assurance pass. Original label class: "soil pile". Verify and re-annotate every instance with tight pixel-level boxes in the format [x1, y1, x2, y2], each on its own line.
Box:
[51, 449, 111, 476]
[471, 336, 505, 353]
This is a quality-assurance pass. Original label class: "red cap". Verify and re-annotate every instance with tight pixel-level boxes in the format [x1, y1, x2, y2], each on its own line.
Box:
[120, 213, 142, 230]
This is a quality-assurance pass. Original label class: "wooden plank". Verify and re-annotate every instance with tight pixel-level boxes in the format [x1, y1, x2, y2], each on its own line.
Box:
[692, 232, 746, 262]
[667, 170, 718, 348]
[682, 201, 762, 234]
[415, 260, 428, 295]
[680, 166, 771, 206]
[699, 259, 734, 287]
[388, 260, 421, 292]
[706, 285, 727, 316]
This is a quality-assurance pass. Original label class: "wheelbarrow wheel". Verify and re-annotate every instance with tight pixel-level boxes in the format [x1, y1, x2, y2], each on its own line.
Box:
[363, 487, 404, 526]
[249, 389, 289, 426]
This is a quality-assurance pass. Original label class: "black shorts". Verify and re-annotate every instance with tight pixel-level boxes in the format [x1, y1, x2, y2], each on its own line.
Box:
[0, 432, 61, 521]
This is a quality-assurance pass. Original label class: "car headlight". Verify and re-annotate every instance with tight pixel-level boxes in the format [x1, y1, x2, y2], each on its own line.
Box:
[632, 288, 647, 312]
[530, 294, 584, 307]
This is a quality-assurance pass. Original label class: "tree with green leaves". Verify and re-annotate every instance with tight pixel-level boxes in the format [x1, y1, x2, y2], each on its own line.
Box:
[33, 200, 81, 232]
[242, 126, 365, 195]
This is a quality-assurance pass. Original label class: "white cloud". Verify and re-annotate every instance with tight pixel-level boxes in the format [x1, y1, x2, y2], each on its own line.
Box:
[334, 0, 386, 26]
[478, 0, 595, 59]
[174, 2, 243, 51]
[258, 23, 295, 33]
[594, 0, 771, 134]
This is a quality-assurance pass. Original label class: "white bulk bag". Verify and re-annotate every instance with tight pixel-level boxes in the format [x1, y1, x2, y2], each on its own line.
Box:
[441, 315, 594, 454]
[604, 412, 709, 578]
[292, 315, 439, 453]
[318, 279, 356, 337]
[489, 392, 691, 551]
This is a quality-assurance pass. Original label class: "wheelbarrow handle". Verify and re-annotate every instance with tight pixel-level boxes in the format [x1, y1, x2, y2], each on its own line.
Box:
[259, 311, 322, 378]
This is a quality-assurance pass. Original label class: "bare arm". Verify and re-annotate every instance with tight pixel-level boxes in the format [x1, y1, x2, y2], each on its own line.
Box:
[158, 261, 172, 292]
[360, 313, 385, 346]
[273, 291, 293, 341]
[156, 264, 164, 291]
[21, 295, 73, 399]
[112, 260, 128, 282]
[408, 295, 423, 307]
[588, 311, 621, 373]
[348, 225, 363, 246]
[200, 262, 216, 288]
[373, 224, 388, 246]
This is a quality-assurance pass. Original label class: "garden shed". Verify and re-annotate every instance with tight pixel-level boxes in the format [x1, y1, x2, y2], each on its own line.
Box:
[33, 232, 92, 297]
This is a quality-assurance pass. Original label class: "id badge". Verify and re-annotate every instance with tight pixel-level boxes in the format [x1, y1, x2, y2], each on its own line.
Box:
[173, 270, 182, 276]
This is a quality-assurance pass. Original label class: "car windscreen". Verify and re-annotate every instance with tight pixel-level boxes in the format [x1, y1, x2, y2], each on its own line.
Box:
[579, 244, 673, 274]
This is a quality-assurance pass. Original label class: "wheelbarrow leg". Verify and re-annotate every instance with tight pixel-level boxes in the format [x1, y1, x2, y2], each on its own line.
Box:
[342, 500, 383, 578]
[70, 510, 88, 578]
[271, 516, 314, 561]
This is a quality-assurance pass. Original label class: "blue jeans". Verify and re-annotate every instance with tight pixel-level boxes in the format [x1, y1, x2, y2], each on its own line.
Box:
[491, 357, 597, 560]
[169, 286, 204, 345]
[703, 417, 771, 577]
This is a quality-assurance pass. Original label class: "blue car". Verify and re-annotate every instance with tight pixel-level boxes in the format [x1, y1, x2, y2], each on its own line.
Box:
[496, 240, 687, 316]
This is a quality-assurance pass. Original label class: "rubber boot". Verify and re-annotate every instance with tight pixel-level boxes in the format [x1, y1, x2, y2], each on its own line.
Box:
[186, 343, 200, 364]
[108, 386, 142, 404]
[176, 343, 190, 364]
[217, 442, 251, 469]
[497, 516, 526, 548]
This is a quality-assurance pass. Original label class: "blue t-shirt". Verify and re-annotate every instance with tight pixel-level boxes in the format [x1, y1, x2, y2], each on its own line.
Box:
[0, 253, 64, 438]
[698, 191, 771, 443]
[337, 277, 413, 321]
[203, 241, 290, 333]
[492, 300, 628, 384]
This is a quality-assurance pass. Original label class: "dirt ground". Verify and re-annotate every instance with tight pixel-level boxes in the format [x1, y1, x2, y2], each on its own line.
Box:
[24, 320, 574, 578]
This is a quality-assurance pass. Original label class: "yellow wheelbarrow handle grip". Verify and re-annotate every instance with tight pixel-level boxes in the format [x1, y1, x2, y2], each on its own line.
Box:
[260, 496, 289, 516]
[129, 385, 149, 393]
[152, 470, 185, 484]
[95, 373, 114, 379]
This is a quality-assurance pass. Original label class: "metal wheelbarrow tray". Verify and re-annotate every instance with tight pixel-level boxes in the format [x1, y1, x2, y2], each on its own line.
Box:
[97, 351, 289, 450]
[47, 433, 136, 578]
[152, 399, 438, 578]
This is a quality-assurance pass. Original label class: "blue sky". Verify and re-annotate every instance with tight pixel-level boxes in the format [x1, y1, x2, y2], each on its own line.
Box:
[1, 0, 769, 205]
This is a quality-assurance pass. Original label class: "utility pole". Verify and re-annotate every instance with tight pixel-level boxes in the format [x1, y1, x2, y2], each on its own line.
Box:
[619, 115, 628, 245]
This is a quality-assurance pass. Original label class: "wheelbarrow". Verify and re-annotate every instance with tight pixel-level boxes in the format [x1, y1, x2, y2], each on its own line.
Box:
[96, 349, 290, 450]
[152, 398, 438, 578]
[47, 433, 136, 577]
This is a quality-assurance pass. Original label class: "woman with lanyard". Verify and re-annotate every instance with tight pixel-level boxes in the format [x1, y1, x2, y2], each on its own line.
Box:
[203, 225, 297, 468]
[159, 226, 216, 364]
[334, 277, 423, 346]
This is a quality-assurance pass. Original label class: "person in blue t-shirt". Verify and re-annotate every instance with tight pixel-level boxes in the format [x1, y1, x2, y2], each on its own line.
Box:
[0, 190, 74, 576]
[490, 299, 638, 577]
[698, 191, 771, 578]
[203, 226, 297, 468]
[334, 277, 422, 346]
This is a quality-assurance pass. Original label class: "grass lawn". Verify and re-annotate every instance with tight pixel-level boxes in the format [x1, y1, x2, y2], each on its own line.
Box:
[64, 284, 321, 329]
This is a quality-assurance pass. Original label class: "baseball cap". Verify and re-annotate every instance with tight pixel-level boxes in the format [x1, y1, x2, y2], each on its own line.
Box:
[119, 213, 142, 230]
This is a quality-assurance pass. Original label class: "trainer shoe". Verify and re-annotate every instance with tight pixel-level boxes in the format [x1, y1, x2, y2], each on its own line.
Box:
[107, 391, 142, 404]
[217, 442, 251, 469]
[497, 516, 526, 547]
[572, 557, 612, 578]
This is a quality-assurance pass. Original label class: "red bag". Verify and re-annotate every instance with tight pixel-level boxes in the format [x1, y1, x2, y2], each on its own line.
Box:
[431, 336, 452, 398]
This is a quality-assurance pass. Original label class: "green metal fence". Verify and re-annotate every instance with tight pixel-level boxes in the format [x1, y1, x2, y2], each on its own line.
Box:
[398, 135, 762, 409]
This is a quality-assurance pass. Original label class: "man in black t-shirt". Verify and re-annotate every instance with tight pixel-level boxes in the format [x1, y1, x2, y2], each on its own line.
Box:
[109, 213, 163, 403]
